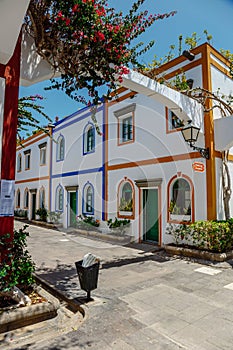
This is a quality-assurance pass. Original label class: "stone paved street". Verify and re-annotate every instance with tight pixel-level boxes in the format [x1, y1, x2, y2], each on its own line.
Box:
[6, 221, 233, 349]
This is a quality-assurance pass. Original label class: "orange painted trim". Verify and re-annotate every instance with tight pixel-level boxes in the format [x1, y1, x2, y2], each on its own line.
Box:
[162, 58, 202, 81]
[108, 91, 137, 106]
[202, 44, 217, 220]
[15, 176, 49, 184]
[167, 173, 195, 224]
[107, 152, 201, 171]
[208, 48, 232, 68]
[109, 86, 128, 97]
[210, 58, 231, 79]
[158, 185, 162, 246]
[117, 177, 135, 220]
[138, 188, 141, 243]
[214, 151, 222, 158]
[16, 133, 47, 150]
[104, 101, 109, 221]
[228, 154, 233, 162]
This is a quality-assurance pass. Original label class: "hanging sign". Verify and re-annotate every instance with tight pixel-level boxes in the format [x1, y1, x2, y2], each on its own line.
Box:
[0, 180, 15, 216]
[192, 162, 205, 172]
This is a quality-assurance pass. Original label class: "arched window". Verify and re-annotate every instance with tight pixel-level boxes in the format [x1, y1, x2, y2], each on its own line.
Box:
[57, 134, 65, 161]
[56, 185, 63, 212]
[83, 123, 95, 154]
[17, 153, 22, 172]
[24, 188, 29, 208]
[118, 179, 134, 218]
[39, 187, 45, 209]
[16, 189, 21, 208]
[83, 183, 94, 215]
[168, 176, 192, 221]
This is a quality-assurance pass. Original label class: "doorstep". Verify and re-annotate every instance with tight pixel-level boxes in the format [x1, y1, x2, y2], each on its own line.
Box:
[164, 244, 233, 262]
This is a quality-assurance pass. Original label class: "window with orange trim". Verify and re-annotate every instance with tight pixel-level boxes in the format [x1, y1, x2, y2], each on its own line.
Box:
[166, 108, 184, 132]
[168, 178, 191, 222]
[17, 153, 22, 172]
[114, 103, 136, 146]
[118, 179, 134, 218]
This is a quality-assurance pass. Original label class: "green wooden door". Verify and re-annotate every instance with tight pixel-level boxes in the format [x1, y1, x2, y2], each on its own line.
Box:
[69, 192, 77, 227]
[143, 189, 159, 242]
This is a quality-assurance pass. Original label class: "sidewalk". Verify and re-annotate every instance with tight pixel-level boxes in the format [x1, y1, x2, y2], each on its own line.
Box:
[8, 221, 233, 349]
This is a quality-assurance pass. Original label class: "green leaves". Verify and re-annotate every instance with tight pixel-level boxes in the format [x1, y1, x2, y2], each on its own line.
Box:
[26, 0, 176, 105]
[0, 226, 35, 292]
[166, 220, 233, 253]
[17, 95, 52, 138]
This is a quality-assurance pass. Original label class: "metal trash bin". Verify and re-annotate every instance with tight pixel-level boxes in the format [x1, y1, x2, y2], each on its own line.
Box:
[75, 260, 100, 300]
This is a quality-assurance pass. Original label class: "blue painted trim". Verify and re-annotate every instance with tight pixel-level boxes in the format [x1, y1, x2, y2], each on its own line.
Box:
[49, 129, 53, 211]
[102, 104, 106, 221]
[56, 133, 65, 162]
[55, 184, 64, 212]
[52, 166, 103, 179]
[55, 105, 91, 126]
[82, 181, 94, 216]
[83, 122, 96, 155]
[54, 105, 103, 133]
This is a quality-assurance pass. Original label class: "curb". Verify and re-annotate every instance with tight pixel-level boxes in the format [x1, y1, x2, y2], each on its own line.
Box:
[69, 228, 133, 244]
[164, 244, 233, 262]
[0, 287, 60, 334]
[34, 274, 87, 318]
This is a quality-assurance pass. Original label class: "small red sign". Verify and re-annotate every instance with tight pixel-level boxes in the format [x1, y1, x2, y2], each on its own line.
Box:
[192, 162, 205, 172]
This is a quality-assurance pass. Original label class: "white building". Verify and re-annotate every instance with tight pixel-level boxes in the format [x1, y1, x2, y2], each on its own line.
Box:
[15, 43, 233, 246]
[15, 130, 51, 220]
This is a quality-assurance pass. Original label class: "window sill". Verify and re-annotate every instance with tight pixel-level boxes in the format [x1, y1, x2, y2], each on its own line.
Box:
[118, 211, 134, 219]
[169, 214, 191, 222]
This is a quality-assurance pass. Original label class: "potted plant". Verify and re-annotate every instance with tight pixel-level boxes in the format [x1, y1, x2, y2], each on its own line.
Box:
[119, 198, 133, 217]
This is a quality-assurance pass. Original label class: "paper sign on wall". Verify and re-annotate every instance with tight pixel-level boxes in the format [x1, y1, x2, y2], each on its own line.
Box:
[0, 180, 15, 216]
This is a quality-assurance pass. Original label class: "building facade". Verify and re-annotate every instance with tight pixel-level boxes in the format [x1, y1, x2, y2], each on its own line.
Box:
[15, 43, 233, 245]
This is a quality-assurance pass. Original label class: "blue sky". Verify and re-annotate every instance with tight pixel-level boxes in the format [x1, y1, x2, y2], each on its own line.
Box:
[19, 0, 233, 129]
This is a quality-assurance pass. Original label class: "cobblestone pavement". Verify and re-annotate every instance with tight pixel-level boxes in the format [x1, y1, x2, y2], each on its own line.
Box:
[8, 221, 233, 349]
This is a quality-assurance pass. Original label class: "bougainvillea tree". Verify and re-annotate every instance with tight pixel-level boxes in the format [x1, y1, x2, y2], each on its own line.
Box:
[25, 0, 176, 105]
[17, 95, 52, 139]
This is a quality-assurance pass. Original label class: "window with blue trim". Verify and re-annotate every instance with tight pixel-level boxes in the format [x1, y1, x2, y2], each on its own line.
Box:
[57, 135, 65, 161]
[83, 183, 94, 214]
[55, 185, 63, 212]
[84, 124, 95, 154]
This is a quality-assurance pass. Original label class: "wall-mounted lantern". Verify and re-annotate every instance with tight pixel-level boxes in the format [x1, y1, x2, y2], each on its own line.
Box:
[181, 121, 209, 159]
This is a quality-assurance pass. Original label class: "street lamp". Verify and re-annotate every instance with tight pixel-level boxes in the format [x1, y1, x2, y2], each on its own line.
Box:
[181, 121, 209, 159]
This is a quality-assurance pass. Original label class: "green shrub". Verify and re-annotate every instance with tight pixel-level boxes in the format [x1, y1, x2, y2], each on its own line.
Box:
[107, 217, 130, 229]
[48, 211, 62, 224]
[0, 225, 35, 292]
[35, 207, 48, 222]
[166, 220, 233, 253]
[14, 209, 28, 218]
[75, 215, 100, 230]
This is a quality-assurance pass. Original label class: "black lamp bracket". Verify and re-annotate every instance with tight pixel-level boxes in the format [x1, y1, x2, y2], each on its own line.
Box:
[189, 143, 209, 159]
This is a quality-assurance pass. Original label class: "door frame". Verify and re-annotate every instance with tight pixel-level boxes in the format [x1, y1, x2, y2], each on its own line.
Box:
[135, 179, 162, 246]
[65, 185, 79, 227]
[29, 188, 37, 220]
